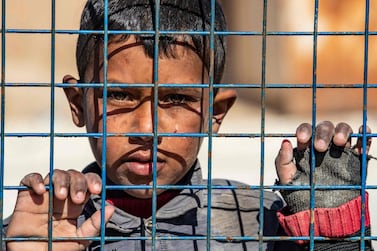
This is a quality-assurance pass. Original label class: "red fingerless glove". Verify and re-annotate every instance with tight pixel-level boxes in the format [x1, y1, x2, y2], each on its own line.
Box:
[277, 193, 370, 244]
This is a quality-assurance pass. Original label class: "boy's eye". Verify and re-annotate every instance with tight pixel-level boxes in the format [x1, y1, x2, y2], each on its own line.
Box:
[159, 94, 197, 105]
[108, 91, 129, 100]
[107, 91, 136, 104]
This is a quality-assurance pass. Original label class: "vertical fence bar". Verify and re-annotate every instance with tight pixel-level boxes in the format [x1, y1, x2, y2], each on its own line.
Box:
[100, 0, 109, 248]
[48, 0, 56, 249]
[206, 0, 216, 250]
[309, 0, 320, 249]
[258, 0, 268, 249]
[0, 0, 5, 248]
[152, 1, 161, 250]
[360, 0, 371, 250]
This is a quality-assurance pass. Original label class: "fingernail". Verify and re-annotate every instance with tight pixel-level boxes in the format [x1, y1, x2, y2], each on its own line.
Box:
[282, 139, 291, 146]
[59, 187, 68, 196]
[315, 139, 327, 152]
[38, 183, 46, 192]
[93, 182, 101, 192]
[76, 191, 85, 200]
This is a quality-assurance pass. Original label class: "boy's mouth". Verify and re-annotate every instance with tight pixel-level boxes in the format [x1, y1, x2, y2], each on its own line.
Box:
[125, 155, 165, 176]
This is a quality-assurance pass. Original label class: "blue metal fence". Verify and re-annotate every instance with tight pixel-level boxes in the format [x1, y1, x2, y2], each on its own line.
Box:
[1, 0, 376, 250]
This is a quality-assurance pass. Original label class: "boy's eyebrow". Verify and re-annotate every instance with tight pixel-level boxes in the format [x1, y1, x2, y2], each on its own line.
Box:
[103, 81, 206, 86]
[160, 87, 201, 91]
[158, 87, 204, 95]
[96, 84, 205, 93]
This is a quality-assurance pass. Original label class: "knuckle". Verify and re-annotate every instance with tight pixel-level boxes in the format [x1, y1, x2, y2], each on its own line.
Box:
[68, 171, 88, 191]
[85, 172, 102, 184]
[296, 123, 312, 133]
[52, 170, 70, 187]
[21, 172, 43, 185]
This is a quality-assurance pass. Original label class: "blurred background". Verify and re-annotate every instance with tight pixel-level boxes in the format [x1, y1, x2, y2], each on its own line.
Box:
[1, 0, 377, 246]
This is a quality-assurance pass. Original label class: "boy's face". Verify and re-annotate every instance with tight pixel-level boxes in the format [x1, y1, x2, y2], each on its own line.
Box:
[64, 37, 235, 198]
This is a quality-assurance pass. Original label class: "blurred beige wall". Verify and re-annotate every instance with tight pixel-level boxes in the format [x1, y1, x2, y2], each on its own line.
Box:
[221, 0, 377, 114]
[1, 0, 85, 120]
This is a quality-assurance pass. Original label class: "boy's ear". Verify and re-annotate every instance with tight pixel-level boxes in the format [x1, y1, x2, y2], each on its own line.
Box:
[212, 89, 237, 132]
[63, 75, 85, 127]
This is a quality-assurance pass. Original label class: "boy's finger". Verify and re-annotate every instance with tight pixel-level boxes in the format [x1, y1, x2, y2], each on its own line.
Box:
[275, 140, 297, 184]
[52, 169, 71, 200]
[354, 125, 372, 155]
[76, 205, 115, 246]
[333, 122, 353, 147]
[314, 121, 335, 152]
[85, 172, 103, 195]
[296, 123, 312, 151]
[20, 173, 46, 195]
[67, 169, 89, 204]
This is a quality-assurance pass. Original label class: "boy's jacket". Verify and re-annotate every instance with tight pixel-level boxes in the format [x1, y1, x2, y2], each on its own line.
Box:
[81, 161, 300, 251]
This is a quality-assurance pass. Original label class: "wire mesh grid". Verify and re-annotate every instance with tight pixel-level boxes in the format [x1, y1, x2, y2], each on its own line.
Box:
[1, 0, 376, 250]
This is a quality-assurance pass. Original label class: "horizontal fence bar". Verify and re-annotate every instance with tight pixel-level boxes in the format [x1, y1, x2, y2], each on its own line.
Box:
[2, 83, 377, 88]
[6, 235, 377, 242]
[5, 184, 377, 191]
[1, 29, 377, 36]
[3, 132, 377, 138]
[4, 235, 377, 242]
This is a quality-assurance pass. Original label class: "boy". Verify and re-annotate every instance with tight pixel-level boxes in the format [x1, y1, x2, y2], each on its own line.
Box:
[4, 0, 373, 250]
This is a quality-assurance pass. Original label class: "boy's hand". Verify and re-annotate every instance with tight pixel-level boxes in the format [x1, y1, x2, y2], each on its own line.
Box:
[6, 169, 114, 251]
[275, 121, 372, 213]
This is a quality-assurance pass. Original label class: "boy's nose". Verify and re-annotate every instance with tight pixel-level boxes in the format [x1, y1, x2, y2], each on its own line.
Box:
[130, 101, 161, 144]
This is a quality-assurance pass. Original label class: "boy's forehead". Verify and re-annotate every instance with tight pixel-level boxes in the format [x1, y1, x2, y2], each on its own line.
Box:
[85, 36, 207, 82]
[106, 35, 202, 60]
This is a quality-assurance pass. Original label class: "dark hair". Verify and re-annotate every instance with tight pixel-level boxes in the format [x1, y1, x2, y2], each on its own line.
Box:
[76, 0, 227, 84]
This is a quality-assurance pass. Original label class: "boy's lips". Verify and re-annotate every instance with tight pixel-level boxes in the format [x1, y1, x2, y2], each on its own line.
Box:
[125, 155, 165, 176]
